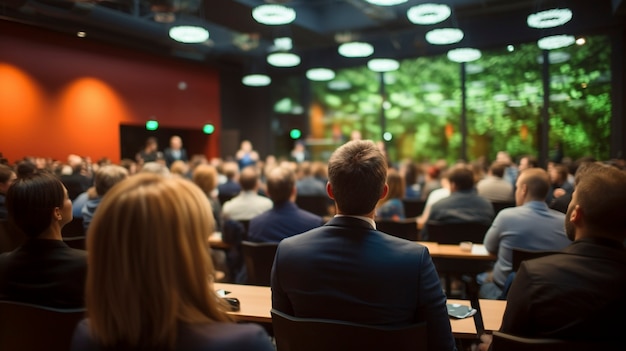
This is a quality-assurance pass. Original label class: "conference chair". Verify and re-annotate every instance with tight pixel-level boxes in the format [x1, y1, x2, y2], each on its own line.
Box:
[222, 219, 251, 283]
[241, 241, 279, 286]
[271, 309, 427, 351]
[426, 221, 490, 244]
[61, 217, 85, 237]
[491, 331, 621, 351]
[295, 194, 330, 217]
[376, 217, 420, 241]
[491, 201, 515, 215]
[0, 301, 85, 351]
[401, 199, 426, 217]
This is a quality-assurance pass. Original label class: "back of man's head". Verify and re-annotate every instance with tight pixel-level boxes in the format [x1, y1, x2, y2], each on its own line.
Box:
[328, 140, 387, 215]
[266, 166, 295, 205]
[489, 162, 506, 178]
[239, 166, 259, 191]
[448, 165, 474, 191]
[222, 162, 239, 180]
[571, 163, 626, 239]
[95, 165, 129, 197]
[518, 168, 550, 202]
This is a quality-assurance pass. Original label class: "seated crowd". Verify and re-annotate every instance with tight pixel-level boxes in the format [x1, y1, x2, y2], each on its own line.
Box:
[0, 141, 625, 350]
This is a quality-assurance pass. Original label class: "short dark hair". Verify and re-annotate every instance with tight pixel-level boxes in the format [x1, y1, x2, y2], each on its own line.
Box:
[0, 164, 14, 184]
[6, 172, 66, 238]
[239, 166, 259, 191]
[448, 165, 475, 191]
[266, 166, 295, 205]
[489, 162, 506, 178]
[574, 163, 626, 237]
[328, 140, 387, 215]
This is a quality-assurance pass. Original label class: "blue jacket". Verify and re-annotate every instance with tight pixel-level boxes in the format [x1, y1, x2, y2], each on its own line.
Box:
[248, 202, 323, 243]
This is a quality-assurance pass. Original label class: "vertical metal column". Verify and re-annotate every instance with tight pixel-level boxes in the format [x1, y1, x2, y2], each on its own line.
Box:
[540, 49, 550, 167]
[379, 72, 387, 142]
[460, 62, 467, 162]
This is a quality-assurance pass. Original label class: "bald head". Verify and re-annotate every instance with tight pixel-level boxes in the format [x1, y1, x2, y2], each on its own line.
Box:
[515, 168, 550, 205]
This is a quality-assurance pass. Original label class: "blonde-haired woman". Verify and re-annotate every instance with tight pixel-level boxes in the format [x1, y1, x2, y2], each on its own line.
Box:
[193, 164, 222, 231]
[71, 174, 274, 351]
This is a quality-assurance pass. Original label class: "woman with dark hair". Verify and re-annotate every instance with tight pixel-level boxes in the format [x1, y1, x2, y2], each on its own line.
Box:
[0, 172, 87, 308]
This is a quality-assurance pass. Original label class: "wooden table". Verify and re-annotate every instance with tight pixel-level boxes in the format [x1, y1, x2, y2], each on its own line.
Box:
[214, 283, 506, 338]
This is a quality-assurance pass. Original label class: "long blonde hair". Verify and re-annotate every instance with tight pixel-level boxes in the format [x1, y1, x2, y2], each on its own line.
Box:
[86, 173, 231, 349]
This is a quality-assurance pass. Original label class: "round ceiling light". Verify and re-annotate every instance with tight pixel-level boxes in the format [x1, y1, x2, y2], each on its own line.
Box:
[447, 48, 482, 63]
[425, 28, 464, 45]
[527, 8, 572, 29]
[537, 35, 575, 50]
[367, 58, 400, 72]
[169, 25, 209, 43]
[364, 0, 408, 5]
[242, 74, 271, 87]
[338, 42, 374, 58]
[306, 68, 336, 81]
[407, 3, 452, 25]
[267, 52, 301, 67]
[252, 4, 296, 25]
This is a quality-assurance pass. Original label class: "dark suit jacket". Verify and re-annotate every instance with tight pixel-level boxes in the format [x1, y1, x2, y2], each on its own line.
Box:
[422, 190, 494, 239]
[271, 216, 456, 351]
[0, 239, 87, 308]
[164, 147, 188, 168]
[501, 237, 626, 343]
[248, 202, 323, 243]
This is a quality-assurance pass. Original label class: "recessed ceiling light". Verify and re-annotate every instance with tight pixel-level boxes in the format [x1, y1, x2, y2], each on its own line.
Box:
[576, 37, 586, 45]
[537, 35, 575, 50]
[76, 31, 86, 38]
[367, 58, 400, 72]
[328, 80, 352, 91]
[306, 68, 336, 81]
[447, 48, 482, 63]
[407, 4, 451, 25]
[242, 74, 271, 87]
[527, 8, 572, 29]
[169, 25, 209, 43]
[536, 51, 571, 64]
[267, 52, 301, 67]
[252, 4, 296, 25]
[338, 42, 374, 58]
[364, 0, 408, 6]
[425, 28, 464, 45]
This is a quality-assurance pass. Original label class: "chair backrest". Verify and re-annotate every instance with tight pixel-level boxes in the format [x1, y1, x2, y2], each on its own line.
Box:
[511, 248, 560, 272]
[241, 241, 279, 286]
[61, 217, 85, 237]
[491, 201, 515, 215]
[426, 221, 490, 244]
[401, 199, 426, 217]
[63, 236, 87, 250]
[491, 331, 620, 351]
[271, 309, 427, 351]
[0, 219, 26, 253]
[295, 195, 330, 217]
[0, 301, 85, 351]
[376, 218, 419, 241]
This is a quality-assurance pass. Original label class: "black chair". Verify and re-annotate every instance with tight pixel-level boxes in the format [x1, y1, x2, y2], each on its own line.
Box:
[61, 217, 85, 237]
[376, 217, 419, 241]
[295, 194, 330, 217]
[63, 236, 86, 250]
[401, 199, 426, 217]
[218, 193, 237, 206]
[271, 309, 427, 351]
[0, 219, 25, 253]
[0, 301, 85, 351]
[491, 331, 620, 351]
[241, 240, 279, 286]
[491, 201, 515, 215]
[426, 221, 490, 244]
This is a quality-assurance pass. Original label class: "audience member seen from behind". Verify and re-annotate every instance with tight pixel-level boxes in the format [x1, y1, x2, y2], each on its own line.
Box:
[479, 163, 626, 350]
[271, 140, 456, 351]
[217, 161, 241, 203]
[0, 172, 87, 308]
[375, 168, 406, 220]
[81, 165, 129, 231]
[163, 135, 189, 169]
[479, 168, 571, 299]
[248, 166, 323, 243]
[0, 164, 17, 219]
[476, 161, 514, 203]
[192, 164, 223, 231]
[222, 166, 272, 221]
[71, 174, 274, 351]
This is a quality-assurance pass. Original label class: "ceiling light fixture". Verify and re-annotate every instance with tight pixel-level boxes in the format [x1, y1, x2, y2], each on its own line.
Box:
[527, 8, 572, 29]
[267, 52, 301, 67]
[447, 48, 482, 63]
[425, 28, 464, 45]
[169, 25, 209, 43]
[407, 3, 452, 25]
[242, 74, 271, 87]
[367, 58, 400, 72]
[252, 4, 296, 25]
[306, 68, 336, 81]
[537, 34, 575, 50]
[364, 0, 408, 6]
[338, 42, 374, 58]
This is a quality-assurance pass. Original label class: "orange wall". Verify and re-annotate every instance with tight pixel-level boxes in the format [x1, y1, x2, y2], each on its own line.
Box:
[0, 20, 221, 164]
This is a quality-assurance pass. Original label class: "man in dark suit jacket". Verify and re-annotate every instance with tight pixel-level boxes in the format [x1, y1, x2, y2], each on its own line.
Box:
[163, 135, 188, 168]
[479, 162, 626, 349]
[248, 166, 323, 243]
[271, 140, 456, 351]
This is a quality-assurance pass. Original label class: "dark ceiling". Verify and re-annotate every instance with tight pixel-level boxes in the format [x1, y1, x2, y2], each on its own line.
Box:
[1, 0, 625, 73]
